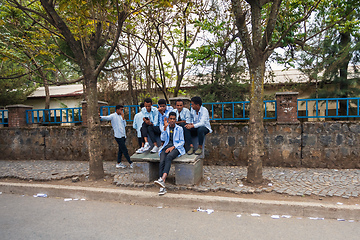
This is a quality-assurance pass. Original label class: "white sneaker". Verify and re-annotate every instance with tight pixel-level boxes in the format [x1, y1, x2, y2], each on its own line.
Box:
[154, 178, 165, 188]
[150, 145, 159, 153]
[116, 163, 126, 168]
[136, 147, 145, 154]
[158, 187, 167, 196]
[129, 163, 134, 169]
[143, 142, 151, 151]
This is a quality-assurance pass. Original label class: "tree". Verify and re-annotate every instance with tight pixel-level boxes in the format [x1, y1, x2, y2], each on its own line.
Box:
[296, 2, 360, 112]
[187, 0, 248, 103]
[230, 0, 356, 183]
[6, 0, 158, 179]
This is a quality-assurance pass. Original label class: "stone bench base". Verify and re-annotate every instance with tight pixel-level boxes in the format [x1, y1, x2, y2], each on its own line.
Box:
[131, 152, 204, 185]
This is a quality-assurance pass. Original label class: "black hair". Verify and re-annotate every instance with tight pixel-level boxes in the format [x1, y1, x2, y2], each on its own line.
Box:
[191, 96, 202, 106]
[175, 99, 184, 104]
[144, 98, 152, 104]
[158, 99, 167, 105]
[116, 105, 124, 110]
[140, 103, 144, 108]
[168, 112, 177, 118]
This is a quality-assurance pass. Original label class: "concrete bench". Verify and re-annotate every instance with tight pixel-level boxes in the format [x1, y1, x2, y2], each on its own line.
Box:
[131, 136, 205, 185]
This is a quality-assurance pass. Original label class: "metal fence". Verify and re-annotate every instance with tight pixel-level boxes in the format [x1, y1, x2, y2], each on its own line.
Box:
[298, 97, 360, 119]
[100, 105, 141, 122]
[26, 108, 82, 124]
[203, 100, 276, 121]
[4, 97, 360, 126]
[0, 109, 8, 125]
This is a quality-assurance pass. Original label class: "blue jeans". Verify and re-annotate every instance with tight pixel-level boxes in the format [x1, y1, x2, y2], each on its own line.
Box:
[115, 137, 132, 164]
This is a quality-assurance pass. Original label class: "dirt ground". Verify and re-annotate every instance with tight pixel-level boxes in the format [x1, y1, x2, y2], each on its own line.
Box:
[1, 176, 360, 206]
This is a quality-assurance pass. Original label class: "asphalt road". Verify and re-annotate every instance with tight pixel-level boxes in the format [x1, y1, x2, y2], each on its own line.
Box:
[1, 193, 359, 240]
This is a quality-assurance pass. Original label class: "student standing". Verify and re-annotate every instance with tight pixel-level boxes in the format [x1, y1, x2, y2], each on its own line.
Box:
[154, 112, 185, 195]
[133, 103, 144, 151]
[100, 105, 133, 168]
[184, 96, 212, 155]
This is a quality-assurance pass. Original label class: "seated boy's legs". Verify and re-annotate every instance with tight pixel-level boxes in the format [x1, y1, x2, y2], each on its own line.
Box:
[184, 126, 209, 154]
[159, 147, 180, 182]
[148, 125, 161, 146]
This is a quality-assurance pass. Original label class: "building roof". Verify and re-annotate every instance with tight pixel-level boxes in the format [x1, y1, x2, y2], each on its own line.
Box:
[28, 84, 83, 98]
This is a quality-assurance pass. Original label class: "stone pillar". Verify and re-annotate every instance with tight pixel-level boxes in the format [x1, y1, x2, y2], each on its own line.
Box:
[169, 97, 191, 109]
[276, 92, 299, 123]
[81, 101, 108, 126]
[6, 104, 33, 127]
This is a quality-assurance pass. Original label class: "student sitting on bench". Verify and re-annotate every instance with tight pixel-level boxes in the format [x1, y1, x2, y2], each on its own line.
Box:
[154, 112, 185, 195]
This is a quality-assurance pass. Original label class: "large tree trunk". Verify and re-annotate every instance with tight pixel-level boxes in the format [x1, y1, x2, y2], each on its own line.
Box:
[338, 31, 351, 116]
[84, 70, 104, 180]
[247, 61, 265, 184]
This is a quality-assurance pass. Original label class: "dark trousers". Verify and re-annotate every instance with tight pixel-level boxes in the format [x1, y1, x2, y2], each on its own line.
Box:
[137, 137, 144, 148]
[115, 137, 132, 164]
[140, 122, 161, 144]
[184, 126, 209, 148]
[159, 147, 180, 177]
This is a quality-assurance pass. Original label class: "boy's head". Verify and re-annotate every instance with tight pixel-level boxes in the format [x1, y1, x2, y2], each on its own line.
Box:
[158, 99, 167, 113]
[191, 96, 202, 111]
[168, 112, 177, 126]
[115, 105, 124, 114]
[175, 99, 184, 112]
[144, 98, 152, 112]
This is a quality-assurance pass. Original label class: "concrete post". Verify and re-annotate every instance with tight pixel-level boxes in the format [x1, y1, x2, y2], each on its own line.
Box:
[81, 101, 108, 126]
[6, 104, 33, 127]
[276, 92, 299, 123]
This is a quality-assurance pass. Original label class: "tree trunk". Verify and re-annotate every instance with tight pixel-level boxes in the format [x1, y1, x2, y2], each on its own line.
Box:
[84, 71, 104, 180]
[247, 62, 265, 184]
[338, 31, 351, 116]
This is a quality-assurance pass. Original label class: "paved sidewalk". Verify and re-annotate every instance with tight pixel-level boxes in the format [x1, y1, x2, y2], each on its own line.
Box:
[1, 160, 360, 199]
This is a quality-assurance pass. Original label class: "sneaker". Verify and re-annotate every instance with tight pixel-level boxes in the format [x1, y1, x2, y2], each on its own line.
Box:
[195, 148, 202, 155]
[187, 147, 194, 155]
[150, 145, 159, 153]
[143, 142, 151, 151]
[158, 187, 167, 196]
[154, 178, 165, 188]
[136, 147, 145, 154]
[116, 162, 126, 168]
[129, 163, 134, 169]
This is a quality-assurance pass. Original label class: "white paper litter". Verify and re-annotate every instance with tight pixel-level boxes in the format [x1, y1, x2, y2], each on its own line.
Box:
[196, 207, 214, 214]
[337, 219, 345, 221]
[348, 220, 355, 222]
[236, 214, 242, 218]
[64, 198, 72, 202]
[207, 177, 211, 180]
[268, 183, 273, 187]
[337, 202, 343, 205]
[73, 199, 79, 201]
[157, 206, 163, 209]
[271, 215, 280, 219]
[33, 193, 47, 198]
[281, 215, 292, 219]
[0, 192, 2, 194]
[251, 213, 261, 217]
[239, 184, 244, 187]
[309, 217, 324, 220]
[80, 198, 86, 201]
[280, 172, 285, 175]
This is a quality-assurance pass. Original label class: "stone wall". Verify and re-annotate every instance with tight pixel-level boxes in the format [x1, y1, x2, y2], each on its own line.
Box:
[0, 121, 359, 169]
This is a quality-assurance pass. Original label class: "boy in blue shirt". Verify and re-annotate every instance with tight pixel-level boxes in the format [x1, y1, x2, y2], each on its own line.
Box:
[100, 105, 133, 168]
[154, 112, 185, 195]
[184, 96, 212, 155]
[133, 103, 144, 151]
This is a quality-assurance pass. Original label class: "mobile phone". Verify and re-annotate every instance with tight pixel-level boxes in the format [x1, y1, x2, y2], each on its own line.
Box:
[144, 117, 149, 120]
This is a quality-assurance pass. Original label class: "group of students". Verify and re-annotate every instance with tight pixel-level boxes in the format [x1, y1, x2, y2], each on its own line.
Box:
[100, 96, 212, 195]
